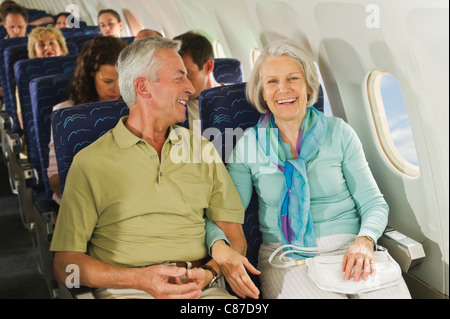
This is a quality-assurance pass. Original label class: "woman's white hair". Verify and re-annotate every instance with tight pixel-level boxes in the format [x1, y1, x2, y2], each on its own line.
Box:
[246, 39, 320, 114]
[116, 36, 181, 106]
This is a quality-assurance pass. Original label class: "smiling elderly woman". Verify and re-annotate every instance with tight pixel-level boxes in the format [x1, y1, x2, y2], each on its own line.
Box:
[225, 39, 412, 299]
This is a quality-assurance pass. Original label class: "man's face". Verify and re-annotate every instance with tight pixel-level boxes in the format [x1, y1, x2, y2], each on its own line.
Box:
[181, 54, 209, 100]
[148, 48, 195, 124]
[5, 13, 27, 38]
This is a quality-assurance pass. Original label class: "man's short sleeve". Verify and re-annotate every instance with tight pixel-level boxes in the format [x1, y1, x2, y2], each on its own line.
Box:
[50, 158, 98, 253]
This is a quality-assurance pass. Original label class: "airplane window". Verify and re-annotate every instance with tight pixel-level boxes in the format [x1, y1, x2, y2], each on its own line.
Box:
[251, 48, 261, 68]
[367, 70, 420, 177]
[123, 9, 142, 36]
[214, 40, 225, 58]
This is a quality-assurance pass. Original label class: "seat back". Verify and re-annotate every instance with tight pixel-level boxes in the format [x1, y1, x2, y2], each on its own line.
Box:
[120, 36, 135, 44]
[30, 73, 74, 201]
[213, 58, 243, 84]
[66, 42, 79, 56]
[61, 26, 100, 38]
[0, 38, 29, 131]
[65, 34, 98, 52]
[14, 55, 77, 182]
[51, 100, 129, 191]
[199, 83, 261, 277]
[199, 83, 261, 162]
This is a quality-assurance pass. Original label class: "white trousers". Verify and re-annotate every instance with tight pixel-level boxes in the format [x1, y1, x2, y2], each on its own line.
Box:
[93, 277, 236, 299]
[258, 234, 412, 299]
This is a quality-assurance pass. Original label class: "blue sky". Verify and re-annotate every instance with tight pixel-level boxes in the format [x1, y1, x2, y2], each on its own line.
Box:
[380, 75, 419, 166]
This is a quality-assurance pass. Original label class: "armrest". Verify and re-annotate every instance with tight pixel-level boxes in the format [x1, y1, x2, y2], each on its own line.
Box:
[379, 226, 426, 272]
[5, 129, 22, 155]
[0, 111, 12, 131]
[57, 283, 96, 299]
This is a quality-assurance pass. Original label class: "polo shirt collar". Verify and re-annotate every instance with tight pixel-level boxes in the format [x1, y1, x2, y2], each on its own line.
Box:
[113, 116, 186, 149]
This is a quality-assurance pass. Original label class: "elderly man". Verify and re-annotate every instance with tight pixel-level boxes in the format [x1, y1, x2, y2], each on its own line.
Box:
[51, 37, 259, 299]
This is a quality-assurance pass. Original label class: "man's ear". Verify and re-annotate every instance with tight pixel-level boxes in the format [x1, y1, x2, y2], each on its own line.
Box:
[134, 77, 152, 98]
[204, 59, 214, 74]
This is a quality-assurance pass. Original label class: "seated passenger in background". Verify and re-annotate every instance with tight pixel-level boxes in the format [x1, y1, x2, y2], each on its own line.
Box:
[50, 36, 258, 299]
[226, 39, 411, 299]
[15, 26, 68, 129]
[54, 12, 70, 29]
[27, 26, 68, 58]
[2, 3, 28, 39]
[97, 9, 122, 37]
[134, 28, 162, 41]
[47, 35, 127, 204]
[173, 31, 224, 133]
[0, 1, 53, 28]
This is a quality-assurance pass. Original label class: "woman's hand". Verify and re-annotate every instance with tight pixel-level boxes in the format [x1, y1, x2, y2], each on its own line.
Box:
[341, 236, 376, 282]
[211, 240, 260, 299]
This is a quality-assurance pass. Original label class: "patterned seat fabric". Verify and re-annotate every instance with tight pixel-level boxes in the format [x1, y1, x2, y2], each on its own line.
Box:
[65, 34, 98, 52]
[51, 100, 129, 191]
[61, 26, 100, 38]
[14, 55, 77, 198]
[199, 83, 262, 292]
[199, 83, 260, 161]
[29, 73, 74, 201]
[213, 58, 244, 84]
[0, 38, 29, 132]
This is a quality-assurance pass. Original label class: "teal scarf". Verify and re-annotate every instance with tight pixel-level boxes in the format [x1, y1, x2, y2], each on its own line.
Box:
[254, 107, 327, 258]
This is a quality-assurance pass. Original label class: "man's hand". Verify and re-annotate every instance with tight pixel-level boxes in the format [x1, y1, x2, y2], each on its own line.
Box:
[137, 265, 202, 299]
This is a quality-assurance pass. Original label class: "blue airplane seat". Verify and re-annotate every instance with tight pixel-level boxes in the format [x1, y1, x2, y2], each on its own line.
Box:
[177, 107, 190, 129]
[29, 73, 74, 201]
[120, 36, 135, 44]
[14, 55, 77, 199]
[199, 82, 262, 294]
[65, 34, 98, 52]
[0, 38, 29, 132]
[66, 41, 79, 56]
[3, 43, 78, 133]
[61, 26, 100, 38]
[199, 83, 261, 162]
[316, 85, 324, 113]
[213, 58, 244, 84]
[51, 100, 129, 191]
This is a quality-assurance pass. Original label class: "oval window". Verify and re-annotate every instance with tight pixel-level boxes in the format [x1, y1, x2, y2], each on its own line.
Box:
[367, 70, 420, 176]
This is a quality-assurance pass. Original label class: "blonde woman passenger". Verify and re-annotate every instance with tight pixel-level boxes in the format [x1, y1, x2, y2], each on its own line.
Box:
[15, 27, 68, 130]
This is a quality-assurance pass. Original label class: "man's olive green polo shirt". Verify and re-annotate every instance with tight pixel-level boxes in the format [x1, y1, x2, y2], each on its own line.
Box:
[50, 117, 244, 268]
